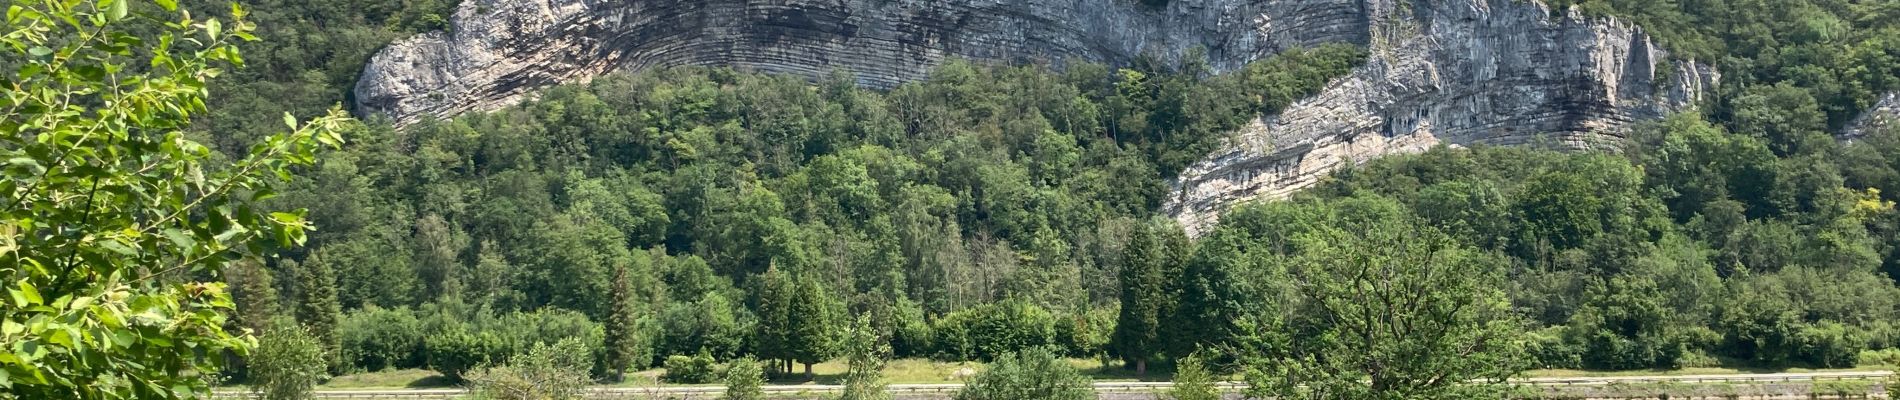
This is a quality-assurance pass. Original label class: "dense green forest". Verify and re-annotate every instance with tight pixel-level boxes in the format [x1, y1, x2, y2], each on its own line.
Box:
[237, 45, 1376, 377]
[6, 0, 1900, 398]
[209, 0, 1900, 379]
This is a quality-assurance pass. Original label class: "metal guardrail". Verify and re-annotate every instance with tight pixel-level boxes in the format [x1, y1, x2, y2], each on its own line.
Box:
[211, 371, 1896, 399]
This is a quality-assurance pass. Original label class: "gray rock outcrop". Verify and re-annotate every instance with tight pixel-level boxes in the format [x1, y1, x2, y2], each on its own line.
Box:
[1163, 0, 1716, 235]
[354, 0, 1370, 126]
[1844, 92, 1899, 142]
[354, 0, 1715, 236]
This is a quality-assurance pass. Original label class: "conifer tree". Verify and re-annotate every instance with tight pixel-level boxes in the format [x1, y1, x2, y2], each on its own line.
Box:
[231, 260, 281, 335]
[604, 261, 645, 380]
[1115, 219, 1186, 375]
[294, 256, 344, 370]
[753, 265, 795, 376]
[786, 274, 843, 380]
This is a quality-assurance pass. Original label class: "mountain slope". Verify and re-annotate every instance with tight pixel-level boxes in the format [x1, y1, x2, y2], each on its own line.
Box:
[354, 0, 1713, 234]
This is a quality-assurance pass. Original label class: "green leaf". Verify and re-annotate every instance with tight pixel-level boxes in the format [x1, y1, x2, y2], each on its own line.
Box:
[66, 296, 92, 311]
[105, 0, 127, 21]
[154, 0, 177, 11]
[27, 47, 52, 57]
[268, 212, 302, 224]
[98, 240, 138, 256]
[10, 281, 41, 307]
[161, 229, 195, 250]
[283, 112, 297, 129]
[45, 328, 72, 348]
[204, 18, 221, 40]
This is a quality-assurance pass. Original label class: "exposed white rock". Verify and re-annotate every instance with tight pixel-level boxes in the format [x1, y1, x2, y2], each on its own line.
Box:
[355, 0, 1370, 126]
[1844, 92, 1900, 142]
[1163, 0, 1716, 235]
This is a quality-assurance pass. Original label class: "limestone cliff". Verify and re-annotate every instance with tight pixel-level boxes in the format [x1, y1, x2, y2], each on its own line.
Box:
[354, 0, 1369, 125]
[1163, 0, 1716, 235]
[355, 0, 1714, 235]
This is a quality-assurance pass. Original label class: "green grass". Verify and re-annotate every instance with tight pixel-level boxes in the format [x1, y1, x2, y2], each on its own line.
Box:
[317, 359, 1900, 389]
[1525, 365, 1895, 378]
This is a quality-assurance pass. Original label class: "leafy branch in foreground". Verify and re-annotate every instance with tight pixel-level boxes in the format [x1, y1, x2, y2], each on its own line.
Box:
[1, 0, 349, 398]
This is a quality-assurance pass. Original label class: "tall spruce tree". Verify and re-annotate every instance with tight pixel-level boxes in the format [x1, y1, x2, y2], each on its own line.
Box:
[1114, 221, 1166, 375]
[1115, 219, 1188, 375]
[230, 260, 281, 335]
[603, 261, 644, 380]
[294, 256, 344, 370]
[786, 273, 843, 380]
[753, 265, 795, 376]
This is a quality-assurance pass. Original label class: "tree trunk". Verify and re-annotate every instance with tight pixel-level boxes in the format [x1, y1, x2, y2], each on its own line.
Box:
[804, 362, 814, 381]
[1135, 359, 1147, 376]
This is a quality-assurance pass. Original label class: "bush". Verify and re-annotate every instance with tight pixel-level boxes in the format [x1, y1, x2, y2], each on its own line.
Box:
[1856, 348, 1900, 367]
[720, 357, 765, 400]
[483, 308, 606, 375]
[338, 306, 425, 372]
[953, 347, 1093, 400]
[1525, 327, 1582, 370]
[1569, 276, 1691, 370]
[657, 292, 753, 360]
[424, 329, 506, 382]
[663, 353, 719, 384]
[840, 316, 891, 400]
[932, 300, 1059, 361]
[250, 321, 328, 400]
[890, 299, 934, 359]
[1055, 308, 1115, 360]
[466, 338, 594, 400]
[1168, 352, 1220, 400]
[1796, 322, 1865, 368]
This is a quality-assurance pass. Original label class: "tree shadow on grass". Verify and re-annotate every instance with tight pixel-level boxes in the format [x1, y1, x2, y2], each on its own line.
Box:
[404, 374, 459, 388]
[765, 371, 848, 385]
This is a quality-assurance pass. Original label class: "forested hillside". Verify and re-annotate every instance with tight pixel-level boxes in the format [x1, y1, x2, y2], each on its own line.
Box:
[6, 0, 1900, 398]
[241, 47, 1373, 376]
[212, 0, 1900, 378]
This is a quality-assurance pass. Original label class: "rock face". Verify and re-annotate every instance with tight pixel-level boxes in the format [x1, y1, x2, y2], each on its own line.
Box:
[355, 0, 1714, 235]
[354, 0, 1371, 125]
[1844, 92, 1900, 142]
[1163, 0, 1716, 235]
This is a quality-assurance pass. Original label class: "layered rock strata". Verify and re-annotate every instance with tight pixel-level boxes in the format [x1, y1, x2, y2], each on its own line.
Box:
[1163, 0, 1716, 235]
[355, 0, 1371, 125]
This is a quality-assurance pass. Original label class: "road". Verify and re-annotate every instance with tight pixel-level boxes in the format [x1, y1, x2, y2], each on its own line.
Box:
[213, 370, 1894, 399]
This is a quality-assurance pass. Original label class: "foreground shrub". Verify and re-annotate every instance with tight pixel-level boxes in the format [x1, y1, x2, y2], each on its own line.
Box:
[467, 338, 594, 400]
[425, 329, 507, 382]
[1858, 348, 1900, 367]
[840, 316, 891, 400]
[1796, 322, 1865, 368]
[251, 321, 328, 400]
[720, 357, 765, 400]
[953, 347, 1093, 400]
[932, 300, 1059, 361]
[338, 306, 424, 372]
[663, 352, 719, 384]
[1168, 352, 1220, 400]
